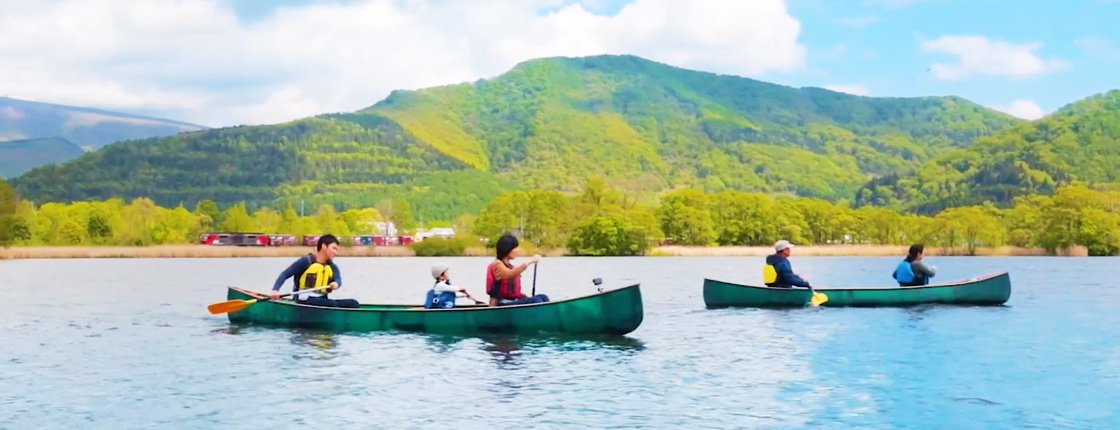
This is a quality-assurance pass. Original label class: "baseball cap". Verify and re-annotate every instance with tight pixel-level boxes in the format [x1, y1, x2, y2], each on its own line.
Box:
[774, 240, 794, 252]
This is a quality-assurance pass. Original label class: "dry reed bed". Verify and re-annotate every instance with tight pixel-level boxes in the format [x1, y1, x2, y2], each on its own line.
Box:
[0, 245, 415, 259]
[0, 244, 1077, 259]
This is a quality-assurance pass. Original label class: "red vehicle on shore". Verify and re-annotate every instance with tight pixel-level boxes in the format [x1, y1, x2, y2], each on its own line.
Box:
[199, 232, 268, 246]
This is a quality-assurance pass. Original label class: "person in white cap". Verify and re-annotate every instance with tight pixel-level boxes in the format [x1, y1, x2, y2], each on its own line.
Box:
[763, 239, 811, 288]
[423, 264, 483, 309]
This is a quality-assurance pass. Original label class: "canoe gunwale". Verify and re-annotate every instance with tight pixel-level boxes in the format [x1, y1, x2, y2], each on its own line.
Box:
[227, 283, 642, 313]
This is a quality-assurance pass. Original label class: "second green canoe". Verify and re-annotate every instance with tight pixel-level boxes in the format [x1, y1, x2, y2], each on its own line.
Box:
[703, 271, 1011, 308]
[225, 283, 644, 336]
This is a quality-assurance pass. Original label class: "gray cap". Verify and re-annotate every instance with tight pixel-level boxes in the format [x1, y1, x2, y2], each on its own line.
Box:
[774, 240, 794, 252]
[431, 264, 449, 280]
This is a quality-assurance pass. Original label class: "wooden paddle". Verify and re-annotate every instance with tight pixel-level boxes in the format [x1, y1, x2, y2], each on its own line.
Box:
[207, 285, 332, 315]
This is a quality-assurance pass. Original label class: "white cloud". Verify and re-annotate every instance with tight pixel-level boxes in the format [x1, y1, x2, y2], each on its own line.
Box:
[992, 99, 1046, 120]
[823, 84, 871, 96]
[0, 0, 807, 127]
[922, 36, 1070, 80]
[1075, 37, 1119, 59]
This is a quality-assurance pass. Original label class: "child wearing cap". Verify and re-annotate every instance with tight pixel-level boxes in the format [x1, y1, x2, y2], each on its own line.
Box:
[424, 264, 484, 309]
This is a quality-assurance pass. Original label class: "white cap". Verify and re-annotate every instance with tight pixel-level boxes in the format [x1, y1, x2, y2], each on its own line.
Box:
[774, 240, 794, 252]
[431, 264, 449, 280]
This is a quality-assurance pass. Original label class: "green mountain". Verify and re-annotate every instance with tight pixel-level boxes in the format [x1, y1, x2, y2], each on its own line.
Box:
[10, 55, 1023, 221]
[0, 137, 85, 178]
[856, 89, 1120, 213]
[0, 97, 206, 177]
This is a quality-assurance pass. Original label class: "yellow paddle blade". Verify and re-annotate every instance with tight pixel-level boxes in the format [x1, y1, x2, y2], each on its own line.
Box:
[809, 292, 829, 307]
[207, 298, 259, 315]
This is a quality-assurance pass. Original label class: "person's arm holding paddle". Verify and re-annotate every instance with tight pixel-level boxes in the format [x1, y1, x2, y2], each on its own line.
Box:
[492, 255, 542, 298]
[271, 255, 311, 299]
[776, 258, 811, 288]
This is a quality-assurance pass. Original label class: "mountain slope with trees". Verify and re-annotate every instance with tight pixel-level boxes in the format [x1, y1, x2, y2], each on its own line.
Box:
[11, 55, 1023, 221]
[856, 90, 1120, 213]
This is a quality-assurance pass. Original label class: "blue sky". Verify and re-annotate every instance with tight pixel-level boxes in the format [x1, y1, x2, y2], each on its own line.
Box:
[787, 0, 1119, 118]
[539, 0, 1120, 118]
[2, 0, 1116, 125]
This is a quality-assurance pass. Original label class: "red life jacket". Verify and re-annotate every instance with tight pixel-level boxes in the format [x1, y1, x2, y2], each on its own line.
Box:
[486, 260, 522, 299]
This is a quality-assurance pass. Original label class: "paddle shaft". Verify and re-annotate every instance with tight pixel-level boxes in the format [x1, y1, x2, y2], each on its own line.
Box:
[268, 285, 333, 302]
[531, 263, 538, 296]
[207, 285, 333, 315]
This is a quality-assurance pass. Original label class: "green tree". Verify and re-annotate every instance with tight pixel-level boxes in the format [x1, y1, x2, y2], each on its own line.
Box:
[252, 207, 283, 234]
[658, 188, 716, 246]
[86, 207, 114, 244]
[0, 178, 16, 247]
[390, 198, 416, 234]
[194, 199, 220, 230]
[57, 220, 85, 244]
[934, 206, 1005, 255]
[567, 215, 649, 256]
[220, 202, 257, 232]
[340, 208, 381, 234]
[117, 198, 161, 246]
[1076, 208, 1120, 256]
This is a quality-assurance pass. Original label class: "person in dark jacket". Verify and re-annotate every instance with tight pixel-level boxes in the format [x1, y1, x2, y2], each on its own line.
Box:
[892, 244, 937, 286]
[763, 240, 811, 288]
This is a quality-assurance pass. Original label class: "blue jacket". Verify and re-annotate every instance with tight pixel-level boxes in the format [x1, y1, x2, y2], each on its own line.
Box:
[765, 254, 810, 288]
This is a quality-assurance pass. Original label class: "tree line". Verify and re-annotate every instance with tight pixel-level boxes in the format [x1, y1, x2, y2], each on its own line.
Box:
[2, 176, 1118, 256]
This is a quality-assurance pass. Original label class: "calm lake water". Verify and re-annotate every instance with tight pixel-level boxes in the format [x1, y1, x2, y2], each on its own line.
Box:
[1, 255, 1117, 429]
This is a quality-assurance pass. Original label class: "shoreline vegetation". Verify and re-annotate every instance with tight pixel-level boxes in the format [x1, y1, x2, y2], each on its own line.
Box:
[2, 177, 1117, 258]
[0, 244, 1085, 260]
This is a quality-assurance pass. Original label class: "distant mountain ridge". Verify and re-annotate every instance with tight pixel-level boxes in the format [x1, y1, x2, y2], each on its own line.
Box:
[0, 137, 85, 179]
[0, 96, 206, 177]
[11, 55, 1026, 221]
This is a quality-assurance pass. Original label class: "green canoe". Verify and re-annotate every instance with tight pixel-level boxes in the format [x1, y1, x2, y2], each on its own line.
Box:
[703, 271, 1011, 308]
[224, 283, 643, 336]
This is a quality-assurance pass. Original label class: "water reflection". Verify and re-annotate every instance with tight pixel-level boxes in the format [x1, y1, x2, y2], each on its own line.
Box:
[289, 329, 340, 360]
[209, 326, 244, 335]
[479, 335, 645, 363]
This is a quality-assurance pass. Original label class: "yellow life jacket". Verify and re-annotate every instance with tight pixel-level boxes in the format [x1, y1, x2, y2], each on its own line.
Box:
[763, 263, 778, 284]
[298, 255, 334, 295]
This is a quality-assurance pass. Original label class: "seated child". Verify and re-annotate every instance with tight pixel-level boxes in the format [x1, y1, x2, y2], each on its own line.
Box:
[424, 264, 484, 309]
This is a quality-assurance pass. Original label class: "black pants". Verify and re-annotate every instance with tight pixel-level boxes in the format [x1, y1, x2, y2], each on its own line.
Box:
[297, 296, 360, 308]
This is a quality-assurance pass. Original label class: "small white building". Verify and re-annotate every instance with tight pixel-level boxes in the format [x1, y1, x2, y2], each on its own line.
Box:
[372, 221, 397, 236]
[415, 227, 456, 241]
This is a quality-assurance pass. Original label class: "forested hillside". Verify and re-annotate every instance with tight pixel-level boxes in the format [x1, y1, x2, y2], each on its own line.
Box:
[856, 90, 1120, 213]
[11, 55, 1023, 221]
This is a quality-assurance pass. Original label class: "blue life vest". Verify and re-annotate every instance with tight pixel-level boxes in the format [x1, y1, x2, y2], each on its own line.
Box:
[893, 259, 915, 284]
[424, 286, 458, 309]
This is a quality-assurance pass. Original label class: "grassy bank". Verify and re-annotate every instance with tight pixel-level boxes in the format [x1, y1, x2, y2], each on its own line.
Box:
[0, 244, 1082, 259]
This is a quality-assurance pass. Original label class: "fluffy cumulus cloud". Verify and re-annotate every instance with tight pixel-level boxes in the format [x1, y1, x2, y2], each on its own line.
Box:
[0, 0, 807, 127]
[922, 36, 1070, 80]
[992, 99, 1046, 120]
[823, 83, 870, 96]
